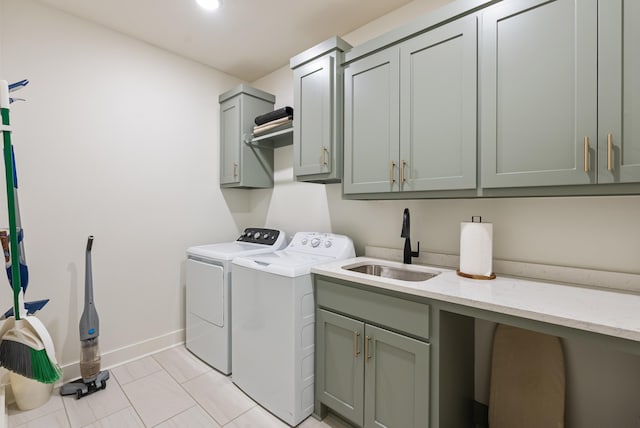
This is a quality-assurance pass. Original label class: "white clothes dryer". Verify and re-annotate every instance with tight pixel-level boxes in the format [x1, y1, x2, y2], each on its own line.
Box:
[185, 228, 286, 374]
[231, 232, 355, 426]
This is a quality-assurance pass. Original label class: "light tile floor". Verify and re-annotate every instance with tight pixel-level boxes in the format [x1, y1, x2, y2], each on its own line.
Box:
[7, 345, 353, 428]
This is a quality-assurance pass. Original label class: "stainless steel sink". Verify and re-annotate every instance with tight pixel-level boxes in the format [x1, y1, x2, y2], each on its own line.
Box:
[344, 263, 439, 282]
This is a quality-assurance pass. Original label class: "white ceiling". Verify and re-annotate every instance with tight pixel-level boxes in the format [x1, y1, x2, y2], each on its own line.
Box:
[35, 0, 415, 81]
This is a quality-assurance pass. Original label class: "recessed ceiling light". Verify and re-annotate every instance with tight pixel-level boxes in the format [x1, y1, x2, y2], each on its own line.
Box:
[196, 0, 221, 11]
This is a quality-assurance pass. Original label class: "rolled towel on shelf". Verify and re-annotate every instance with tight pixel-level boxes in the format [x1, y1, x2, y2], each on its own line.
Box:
[254, 106, 293, 126]
[253, 116, 292, 136]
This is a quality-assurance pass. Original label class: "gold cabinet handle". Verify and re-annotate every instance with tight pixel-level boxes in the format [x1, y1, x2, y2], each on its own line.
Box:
[607, 133, 613, 171]
[365, 336, 371, 362]
[233, 161, 238, 177]
[401, 160, 407, 183]
[321, 145, 327, 166]
[354, 331, 360, 357]
[390, 161, 396, 184]
[583, 137, 589, 172]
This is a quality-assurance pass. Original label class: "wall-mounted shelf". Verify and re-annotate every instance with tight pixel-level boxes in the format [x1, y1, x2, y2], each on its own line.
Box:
[246, 125, 293, 149]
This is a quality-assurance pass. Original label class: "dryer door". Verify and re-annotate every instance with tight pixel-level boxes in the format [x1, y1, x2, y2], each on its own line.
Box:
[186, 259, 224, 327]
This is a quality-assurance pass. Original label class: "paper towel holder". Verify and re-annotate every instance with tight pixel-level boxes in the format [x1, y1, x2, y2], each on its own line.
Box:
[456, 269, 496, 280]
[457, 215, 496, 280]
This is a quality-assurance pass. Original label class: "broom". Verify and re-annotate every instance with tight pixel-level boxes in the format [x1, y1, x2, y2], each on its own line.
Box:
[0, 80, 61, 383]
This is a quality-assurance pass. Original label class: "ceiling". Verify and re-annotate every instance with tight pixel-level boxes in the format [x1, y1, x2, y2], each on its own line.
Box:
[35, 0, 416, 81]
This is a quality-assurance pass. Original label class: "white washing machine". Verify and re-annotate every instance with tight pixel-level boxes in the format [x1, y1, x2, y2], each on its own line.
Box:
[185, 228, 286, 374]
[231, 232, 355, 426]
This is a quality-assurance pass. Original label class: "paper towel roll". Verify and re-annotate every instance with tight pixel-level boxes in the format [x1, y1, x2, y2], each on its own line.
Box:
[459, 218, 494, 279]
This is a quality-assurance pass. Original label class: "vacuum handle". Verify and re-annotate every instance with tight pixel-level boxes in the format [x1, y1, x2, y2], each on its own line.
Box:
[85, 236, 94, 306]
[81, 234, 99, 340]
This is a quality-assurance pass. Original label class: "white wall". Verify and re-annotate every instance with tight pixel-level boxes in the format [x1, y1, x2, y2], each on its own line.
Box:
[0, 0, 250, 371]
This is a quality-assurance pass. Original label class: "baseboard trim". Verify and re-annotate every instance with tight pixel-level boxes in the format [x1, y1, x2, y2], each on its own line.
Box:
[60, 329, 185, 383]
[2, 329, 184, 408]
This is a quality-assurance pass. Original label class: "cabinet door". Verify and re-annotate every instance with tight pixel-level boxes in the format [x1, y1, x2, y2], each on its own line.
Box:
[364, 324, 430, 428]
[317, 309, 365, 426]
[344, 48, 400, 194]
[598, 0, 640, 183]
[480, 0, 598, 188]
[220, 96, 241, 185]
[293, 56, 333, 177]
[400, 15, 477, 191]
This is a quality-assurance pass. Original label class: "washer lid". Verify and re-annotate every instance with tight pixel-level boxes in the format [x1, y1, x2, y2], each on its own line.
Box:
[187, 242, 281, 261]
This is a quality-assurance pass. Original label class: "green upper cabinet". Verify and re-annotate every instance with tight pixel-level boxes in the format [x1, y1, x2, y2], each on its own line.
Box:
[399, 16, 477, 192]
[344, 15, 477, 195]
[598, 0, 640, 183]
[219, 84, 275, 188]
[293, 0, 640, 197]
[344, 48, 400, 194]
[220, 94, 242, 186]
[291, 37, 352, 183]
[480, 0, 598, 188]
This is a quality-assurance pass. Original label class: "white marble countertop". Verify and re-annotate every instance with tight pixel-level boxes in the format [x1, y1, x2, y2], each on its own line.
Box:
[311, 257, 640, 343]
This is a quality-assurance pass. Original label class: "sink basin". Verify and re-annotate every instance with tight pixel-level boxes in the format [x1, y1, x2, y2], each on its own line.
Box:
[343, 263, 439, 282]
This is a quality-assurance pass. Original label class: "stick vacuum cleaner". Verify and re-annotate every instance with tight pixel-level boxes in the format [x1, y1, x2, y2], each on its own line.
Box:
[61, 236, 109, 399]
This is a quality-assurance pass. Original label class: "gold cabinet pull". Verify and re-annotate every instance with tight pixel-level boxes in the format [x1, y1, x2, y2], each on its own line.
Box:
[607, 133, 613, 171]
[321, 145, 327, 166]
[390, 161, 396, 184]
[354, 331, 360, 357]
[365, 336, 372, 362]
[401, 160, 407, 183]
[233, 161, 238, 177]
[583, 137, 589, 172]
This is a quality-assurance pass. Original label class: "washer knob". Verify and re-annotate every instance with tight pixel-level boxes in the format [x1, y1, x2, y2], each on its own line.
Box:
[325, 240, 332, 248]
[301, 238, 308, 245]
[311, 238, 321, 248]
[254, 232, 261, 239]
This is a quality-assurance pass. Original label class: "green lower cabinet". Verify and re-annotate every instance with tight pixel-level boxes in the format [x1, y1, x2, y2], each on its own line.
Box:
[317, 309, 365, 425]
[364, 324, 430, 428]
[317, 309, 430, 428]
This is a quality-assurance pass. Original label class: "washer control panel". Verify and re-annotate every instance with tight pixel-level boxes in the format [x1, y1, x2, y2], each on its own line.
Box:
[288, 232, 355, 259]
[237, 228, 284, 246]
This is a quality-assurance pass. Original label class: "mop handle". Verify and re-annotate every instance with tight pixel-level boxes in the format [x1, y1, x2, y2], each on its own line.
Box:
[0, 80, 22, 320]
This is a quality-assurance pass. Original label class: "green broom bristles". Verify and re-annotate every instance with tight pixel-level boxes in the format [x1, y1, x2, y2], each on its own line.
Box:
[0, 336, 61, 384]
[30, 346, 62, 384]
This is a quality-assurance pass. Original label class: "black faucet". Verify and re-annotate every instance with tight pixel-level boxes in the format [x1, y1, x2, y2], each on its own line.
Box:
[401, 208, 420, 264]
